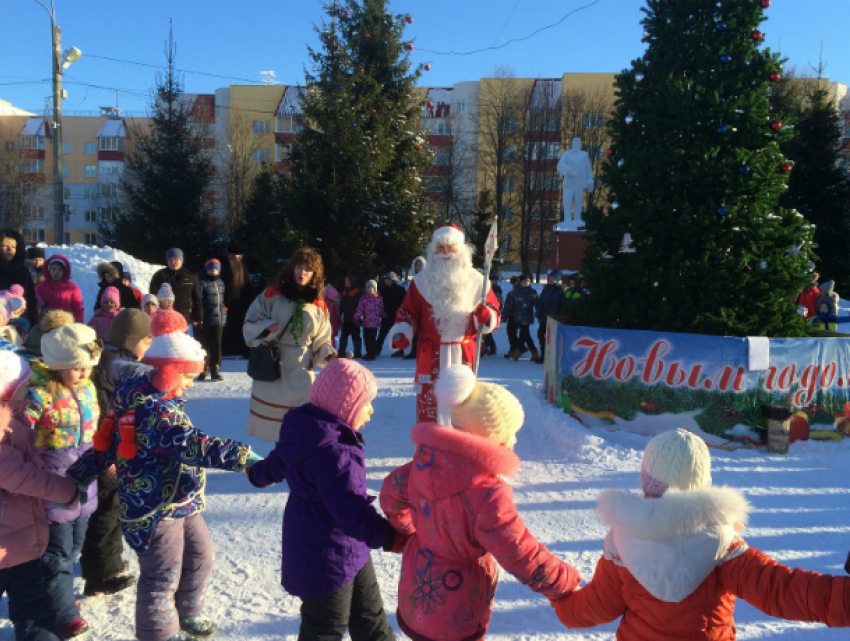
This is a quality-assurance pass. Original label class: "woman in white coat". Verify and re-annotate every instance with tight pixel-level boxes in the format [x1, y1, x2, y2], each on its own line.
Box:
[243, 247, 336, 442]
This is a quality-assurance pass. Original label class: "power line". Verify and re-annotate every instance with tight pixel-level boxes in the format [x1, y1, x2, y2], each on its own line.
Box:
[419, 0, 601, 56]
[84, 53, 267, 85]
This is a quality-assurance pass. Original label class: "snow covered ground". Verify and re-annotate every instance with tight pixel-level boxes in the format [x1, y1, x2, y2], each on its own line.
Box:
[1, 246, 849, 639]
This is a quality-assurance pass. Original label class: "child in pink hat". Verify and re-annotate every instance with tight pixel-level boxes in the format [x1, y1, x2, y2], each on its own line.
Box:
[247, 358, 406, 640]
[87, 287, 123, 342]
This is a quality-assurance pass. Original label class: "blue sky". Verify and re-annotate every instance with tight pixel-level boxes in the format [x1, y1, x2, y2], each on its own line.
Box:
[2, 0, 848, 114]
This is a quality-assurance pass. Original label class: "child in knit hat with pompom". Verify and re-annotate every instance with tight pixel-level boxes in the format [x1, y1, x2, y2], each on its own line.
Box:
[157, 283, 175, 312]
[380, 365, 581, 641]
[551, 428, 850, 639]
[24, 312, 103, 638]
[68, 310, 261, 641]
[87, 286, 123, 342]
[247, 358, 407, 641]
[0, 349, 80, 640]
[142, 293, 159, 317]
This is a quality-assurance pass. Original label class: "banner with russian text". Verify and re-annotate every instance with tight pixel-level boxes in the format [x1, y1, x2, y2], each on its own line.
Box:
[543, 320, 850, 439]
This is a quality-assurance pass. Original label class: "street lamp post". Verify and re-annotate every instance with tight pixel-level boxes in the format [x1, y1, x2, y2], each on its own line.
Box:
[34, 0, 80, 245]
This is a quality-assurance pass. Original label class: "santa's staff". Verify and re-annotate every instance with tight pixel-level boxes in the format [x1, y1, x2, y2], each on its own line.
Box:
[474, 216, 499, 376]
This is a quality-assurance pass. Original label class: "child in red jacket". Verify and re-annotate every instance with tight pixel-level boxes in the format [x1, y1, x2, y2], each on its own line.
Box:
[380, 365, 580, 641]
[552, 428, 850, 640]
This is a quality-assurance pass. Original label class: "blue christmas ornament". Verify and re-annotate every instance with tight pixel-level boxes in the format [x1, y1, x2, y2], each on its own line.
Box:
[720, 54, 731, 63]
[719, 96, 726, 104]
[717, 206, 728, 215]
[738, 164, 750, 175]
[617, 159, 625, 168]
[611, 201, 620, 210]
[717, 125, 727, 134]
[716, 21, 726, 30]
[337, 84, 343, 89]
[351, 122, 357, 127]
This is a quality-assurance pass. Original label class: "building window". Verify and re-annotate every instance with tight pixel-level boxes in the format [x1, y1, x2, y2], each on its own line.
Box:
[498, 117, 518, 132]
[98, 184, 120, 198]
[84, 165, 96, 178]
[84, 210, 97, 222]
[457, 100, 466, 112]
[4, 141, 16, 152]
[583, 113, 604, 128]
[275, 143, 292, 162]
[500, 177, 515, 193]
[275, 116, 302, 133]
[84, 186, 97, 199]
[502, 206, 515, 221]
[63, 187, 71, 199]
[527, 142, 560, 160]
[499, 235, 512, 251]
[252, 148, 271, 163]
[98, 161, 123, 176]
[434, 151, 451, 166]
[64, 204, 74, 216]
[253, 120, 271, 134]
[20, 159, 45, 173]
[62, 165, 70, 178]
[431, 120, 451, 135]
[85, 233, 97, 246]
[586, 145, 602, 160]
[501, 147, 517, 163]
[84, 142, 96, 155]
[98, 206, 119, 221]
[62, 141, 70, 154]
[28, 205, 45, 219]
[25, 228, 46, 243]
[98, 137, 124, 151]
[20, 136, 45, 150]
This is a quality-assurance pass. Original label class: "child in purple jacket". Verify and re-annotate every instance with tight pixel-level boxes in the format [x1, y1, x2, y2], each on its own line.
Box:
[353, 280, 385, 361]
[247, 358, 406, 641]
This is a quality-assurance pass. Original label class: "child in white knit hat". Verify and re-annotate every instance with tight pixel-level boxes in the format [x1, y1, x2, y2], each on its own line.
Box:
[552, 428, 850, 638]
[142, 293, 159, 317]
[156, 283, 175, 311]
[68, 310, 261, 641]
[380, 365, 581, 641]
[23, 310, 103, 639]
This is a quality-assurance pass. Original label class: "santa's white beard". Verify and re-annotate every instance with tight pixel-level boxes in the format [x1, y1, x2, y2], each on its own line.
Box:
[417, 250, 480, 339]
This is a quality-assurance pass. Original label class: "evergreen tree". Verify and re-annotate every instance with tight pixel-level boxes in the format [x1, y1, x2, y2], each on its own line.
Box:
[101, 34, 217, 268]
[232, 166, 303, 286]
[575, 0, 815, 337]
[286, 0, 432, 283]
[781, 86, 850, 293]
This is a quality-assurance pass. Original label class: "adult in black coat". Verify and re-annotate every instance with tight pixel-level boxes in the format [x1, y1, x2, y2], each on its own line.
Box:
[378, 272, 407, 355]
[0, 230, 38, 326]
[93, 261, 139, 310]
[220, 241, 254, 357]
[148, 248, 202, 325]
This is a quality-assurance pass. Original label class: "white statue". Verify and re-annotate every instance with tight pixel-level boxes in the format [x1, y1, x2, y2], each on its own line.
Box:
[554, 137, 594, 232]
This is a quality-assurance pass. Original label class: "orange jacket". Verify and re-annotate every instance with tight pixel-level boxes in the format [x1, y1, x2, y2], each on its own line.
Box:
[554, 488, 850, 640]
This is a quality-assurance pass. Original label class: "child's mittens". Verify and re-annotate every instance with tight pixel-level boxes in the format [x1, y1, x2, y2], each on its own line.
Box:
[246, 450, 264, 467]
[382, 528, 411, 554]
[246, 466, 269, 489]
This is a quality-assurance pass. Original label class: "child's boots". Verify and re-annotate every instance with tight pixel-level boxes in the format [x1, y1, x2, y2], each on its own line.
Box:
[180, 616, 217, 638]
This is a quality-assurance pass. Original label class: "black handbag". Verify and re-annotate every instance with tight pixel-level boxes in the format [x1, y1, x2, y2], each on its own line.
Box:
[247, 317, 292, 382]
[247, 343, 281, 382]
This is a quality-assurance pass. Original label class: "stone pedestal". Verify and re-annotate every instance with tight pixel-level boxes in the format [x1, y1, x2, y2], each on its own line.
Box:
[551, 230, 591, 272]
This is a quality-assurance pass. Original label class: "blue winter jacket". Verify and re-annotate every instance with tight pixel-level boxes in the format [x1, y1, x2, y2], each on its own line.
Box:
[67, 376, 251, 551]
[504, 285, 538, 325]
[250, 403, 391, 598]
[199, 274, 226, 328]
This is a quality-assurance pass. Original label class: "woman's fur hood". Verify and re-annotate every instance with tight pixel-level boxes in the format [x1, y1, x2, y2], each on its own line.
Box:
[96, 262, 120, 282]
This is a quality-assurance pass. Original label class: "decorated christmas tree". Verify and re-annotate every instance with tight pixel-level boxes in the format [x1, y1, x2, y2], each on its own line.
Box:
[286, 0, 432, 281]
[576, 0, 815, 337]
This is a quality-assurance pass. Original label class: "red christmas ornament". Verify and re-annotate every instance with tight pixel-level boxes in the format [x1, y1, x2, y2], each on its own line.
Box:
[417, 144, 423, 151]
[406, 43, 414, 51]
[344, 10, 350, 16]
[406, 16, 413, 23]
[751, 30, 763, 41]
[769, 71, 781, 82]
[770, 120, 782, 131]
[606, 148, 615, 157]
[427, 101, 434, 109]
[371, 109, 377, 114]
[424, 64, 431, 71]
[780, 163, 793, 173]
[364, 32, 371, 38]
[358, 68, 364, 74]
[374, 146, 379, 152]
[760, 0, 770, 7]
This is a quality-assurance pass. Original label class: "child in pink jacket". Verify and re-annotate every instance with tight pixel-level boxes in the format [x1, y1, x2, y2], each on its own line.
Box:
[87, 287, 123, 342]
[0, 349, 79, 640]
[323, 284, 341, 349]
[34, 255, 84, 323]
[380, 365, 580, 641]
[353, 279, 384, 361]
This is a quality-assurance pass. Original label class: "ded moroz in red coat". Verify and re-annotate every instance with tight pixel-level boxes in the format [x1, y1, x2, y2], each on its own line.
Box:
[554, 487, 850, 640]
[390, 275, 500, 424]
[381, 422, 580, 641]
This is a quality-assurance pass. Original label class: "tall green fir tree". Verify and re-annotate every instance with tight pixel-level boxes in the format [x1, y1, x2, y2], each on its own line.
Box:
[286, 0, 433, 283]
[780, 86, 850, 293]
[575, 0, 815, 337]
[101, 34, 217, 268]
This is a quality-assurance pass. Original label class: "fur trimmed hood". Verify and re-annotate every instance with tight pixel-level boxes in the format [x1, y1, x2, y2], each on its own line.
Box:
[599, 487, 750, 603]
[97, 261, 120, 282]
[411, 421, 520, 490]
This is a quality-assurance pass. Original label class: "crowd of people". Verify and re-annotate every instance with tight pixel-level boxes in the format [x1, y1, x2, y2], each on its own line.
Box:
[0, 225, 849, 641]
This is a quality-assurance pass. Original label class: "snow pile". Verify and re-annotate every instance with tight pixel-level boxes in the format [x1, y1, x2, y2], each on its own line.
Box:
[42, 244, 162, 316]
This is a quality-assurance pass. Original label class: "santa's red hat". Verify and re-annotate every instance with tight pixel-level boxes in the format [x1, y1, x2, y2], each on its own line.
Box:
[142, 310, 206, 392]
